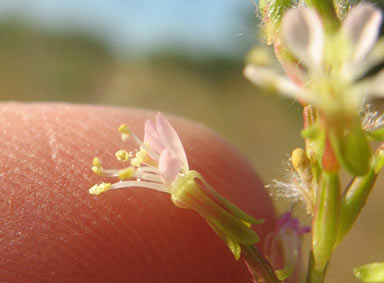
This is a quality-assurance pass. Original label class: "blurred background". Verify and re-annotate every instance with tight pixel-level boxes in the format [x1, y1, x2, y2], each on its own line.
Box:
[0, 0, 383, 282]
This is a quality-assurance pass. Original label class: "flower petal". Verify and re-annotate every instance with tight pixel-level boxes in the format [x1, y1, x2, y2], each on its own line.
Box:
[282, 7, 324, 69]
[357, 69, 384, 98]
[144, 119, 164, 156]
[244, 65, 309, 102]
[156, 113, 189, 170]
[343, 4, 383, 65]
[158, 148, 182, 186]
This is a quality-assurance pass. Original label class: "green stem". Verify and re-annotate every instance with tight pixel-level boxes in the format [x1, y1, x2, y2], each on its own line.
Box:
[312, 172, 340, 271]
[306, 251, 328, 283]
[241, 245, 279, 283]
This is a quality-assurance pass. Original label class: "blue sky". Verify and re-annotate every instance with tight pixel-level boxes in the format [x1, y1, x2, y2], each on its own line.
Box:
[0, 0, 258, 55]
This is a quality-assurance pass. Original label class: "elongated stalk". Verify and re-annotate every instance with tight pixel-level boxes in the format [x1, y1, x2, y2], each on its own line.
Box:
[242, 245, 279, 283]
[306, 251, 327, 283]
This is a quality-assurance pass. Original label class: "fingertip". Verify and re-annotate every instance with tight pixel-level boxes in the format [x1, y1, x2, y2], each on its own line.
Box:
[0, 103, 276, 282]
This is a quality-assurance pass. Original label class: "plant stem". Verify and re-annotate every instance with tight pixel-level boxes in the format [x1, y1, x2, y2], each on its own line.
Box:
[306, 251, 328, 283]
[241, 245, 279, 283]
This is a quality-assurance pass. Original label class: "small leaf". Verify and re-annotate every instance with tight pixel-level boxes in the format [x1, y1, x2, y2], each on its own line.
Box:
[374, 148, 384, 174]
[375, 155, 384, 174]
[336, 169, 377, 245]
[366, 128, 384, 141]
[301, 125, 318, 139]
[354, 262, 384, 282]
[227, 238, 241, 261]
[275, 265, 294, 280]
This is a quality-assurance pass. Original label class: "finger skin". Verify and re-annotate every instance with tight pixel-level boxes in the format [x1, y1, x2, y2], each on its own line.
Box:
[0, 103, 276, 283]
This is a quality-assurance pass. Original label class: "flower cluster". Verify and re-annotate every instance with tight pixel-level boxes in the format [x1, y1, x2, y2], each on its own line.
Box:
[246, 3, 383, 176]
[246, 3, 383, 110]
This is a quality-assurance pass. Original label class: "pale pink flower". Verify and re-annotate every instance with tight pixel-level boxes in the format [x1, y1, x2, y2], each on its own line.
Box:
[244, 4, 384, 108]
[88, 112, 262, 261]
[89, 112, 189, 194]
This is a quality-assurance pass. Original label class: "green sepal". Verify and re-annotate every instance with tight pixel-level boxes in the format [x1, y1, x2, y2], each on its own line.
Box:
[375, 155, 384, 174]
[312, 172, 340, 270]
[366, 128, 384, 141]
[275, 265, 294, 280]
[171, 172, 262, 261]
[172, 181, 260, 245]
[301, 125, 318, 139]
[354, 262, 384, 282]
[330, 123, 371, 176]
[191, 171, 264, 225]
[209, 223, 242, 260]
[227, 238, 241, 261]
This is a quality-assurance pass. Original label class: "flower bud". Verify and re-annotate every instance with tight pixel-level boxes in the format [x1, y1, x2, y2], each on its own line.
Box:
[259, 0, 293, 44]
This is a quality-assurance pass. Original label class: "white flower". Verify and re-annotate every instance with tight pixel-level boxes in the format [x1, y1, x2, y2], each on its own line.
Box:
[245, 4, 383, 111]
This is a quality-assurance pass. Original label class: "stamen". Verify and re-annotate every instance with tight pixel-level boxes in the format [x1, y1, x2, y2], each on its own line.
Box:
[115, 150, 131, 162]
[118, 124, 130, 141]
[99, 169, 119, 177]
[89, 183, 111, 195]
[135, 172, 162, 183]
[137, 166, 160, 174]
[118, 167, 136, 180]
[110, 181, 167, 193]
[93, 157, 102, 167]
[131, 147, 147, 167]
[91, 157, 103, 176]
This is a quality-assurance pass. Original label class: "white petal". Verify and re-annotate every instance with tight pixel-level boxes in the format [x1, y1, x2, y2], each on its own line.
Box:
[343, 4, 383, 65]
[357, 69, 384, 98]
[156, 113, 189, 171]
[244, 65, 306, 101]
[282, 7, 324, 69]
[144, 119, 164, 156]
[158, 148, 181, 186]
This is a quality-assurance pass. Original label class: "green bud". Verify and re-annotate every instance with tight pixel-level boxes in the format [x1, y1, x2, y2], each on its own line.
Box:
[366, 128, 384, 141]
[330, 122, 371, 176]
[259, 0, 293, 44]
[354, 262, 384, 282]
[312, 172, 340, 270]
[301, 125, 318, 140]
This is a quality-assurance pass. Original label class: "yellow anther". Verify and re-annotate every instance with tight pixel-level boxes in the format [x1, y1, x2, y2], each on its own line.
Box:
[118, 167, 136, 180]
[89, 183, 111, 195]
[91, 157, 103, 176]
[92, 157, 102, 167]
[115, 150, 130, 162]
[118, 124, 130, 141]
[292, 148, 310, 172]
[92, 165, 103, 176]
[130, 147, 147, 167]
